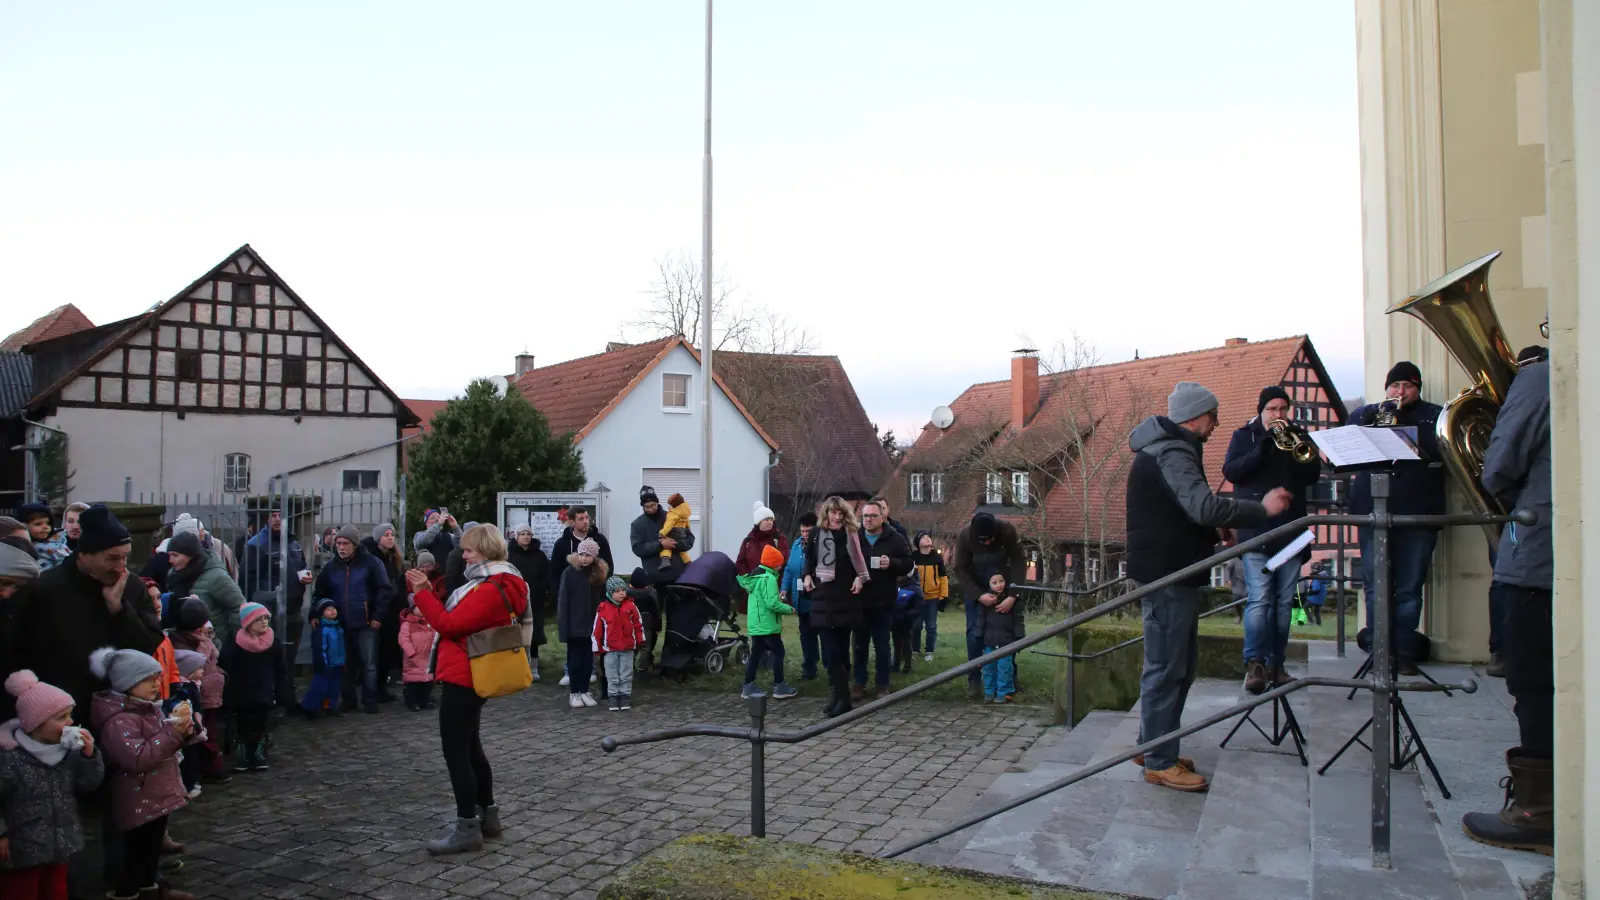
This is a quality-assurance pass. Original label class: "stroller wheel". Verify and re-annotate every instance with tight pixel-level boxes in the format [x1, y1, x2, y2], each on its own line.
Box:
[705, 650, 725, 674]
[734, 645, 750, 666]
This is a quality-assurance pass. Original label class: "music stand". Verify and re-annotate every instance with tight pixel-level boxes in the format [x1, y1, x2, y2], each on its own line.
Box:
[1318, 659, 1453, 798]
[1344, 648, 1452, 700]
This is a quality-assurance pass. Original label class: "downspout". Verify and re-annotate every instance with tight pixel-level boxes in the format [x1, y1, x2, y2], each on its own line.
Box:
[763, 450, 782, 508]
[20, 417, 66, 504]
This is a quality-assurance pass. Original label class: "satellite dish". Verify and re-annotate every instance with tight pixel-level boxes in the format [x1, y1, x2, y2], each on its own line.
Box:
[931, 406, 955, 430]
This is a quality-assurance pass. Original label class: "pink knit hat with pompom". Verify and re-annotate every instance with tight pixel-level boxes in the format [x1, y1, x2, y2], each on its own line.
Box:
[5, 670, 74, 733]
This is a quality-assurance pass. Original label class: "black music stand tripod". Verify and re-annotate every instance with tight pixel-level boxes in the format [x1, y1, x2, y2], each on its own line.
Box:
[1318, 655, 1452, 798]
[1219, 549, 1308, 766]
[1345, 650, 1452, 700]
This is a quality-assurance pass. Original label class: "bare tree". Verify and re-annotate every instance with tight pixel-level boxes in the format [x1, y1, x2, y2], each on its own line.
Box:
[627, 251, 818, 355]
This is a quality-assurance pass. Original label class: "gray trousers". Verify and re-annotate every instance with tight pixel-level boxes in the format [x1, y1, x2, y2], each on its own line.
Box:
[1138, 584, 1201, 770]
[603, 651, 634, 697]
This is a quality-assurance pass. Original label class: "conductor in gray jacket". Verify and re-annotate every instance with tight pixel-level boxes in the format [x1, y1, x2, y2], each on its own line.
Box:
[1463, 349, 1552, 854]
[1124, 382, 1289, 793]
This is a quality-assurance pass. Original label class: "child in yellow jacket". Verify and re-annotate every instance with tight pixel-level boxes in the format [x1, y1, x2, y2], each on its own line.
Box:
[657, 493, 693, 572]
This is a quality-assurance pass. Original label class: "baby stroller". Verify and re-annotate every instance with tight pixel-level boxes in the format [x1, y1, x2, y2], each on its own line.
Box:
[658, 551, 750, 679]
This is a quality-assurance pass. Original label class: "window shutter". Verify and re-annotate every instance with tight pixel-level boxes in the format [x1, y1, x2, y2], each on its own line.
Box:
[642, 468, 702, 526]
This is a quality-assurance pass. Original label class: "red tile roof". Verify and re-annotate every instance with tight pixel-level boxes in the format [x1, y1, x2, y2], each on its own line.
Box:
[896, 336, 1336, 544]
[401, 399, 449, 435]
[1, 304, 95, 351]
[507, 337, 778, 448]
[716, 352, 891, 498]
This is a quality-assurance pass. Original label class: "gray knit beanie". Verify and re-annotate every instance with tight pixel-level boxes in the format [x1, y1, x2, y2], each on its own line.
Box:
[0, 542, 39, 581]
[89, 647, 166, 694]
[1168, 381, 1220, 423]
[337, 524, 362, 545]
[373, 523, 395, 541]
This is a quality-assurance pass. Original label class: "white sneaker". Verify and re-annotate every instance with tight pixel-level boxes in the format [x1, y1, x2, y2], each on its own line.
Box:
[580, 693, 598, 707]
[559, 674, 571, 687]
[924, 653, 934, 663]
[186, 784, 203, 800]
[569, 694, 583, 708]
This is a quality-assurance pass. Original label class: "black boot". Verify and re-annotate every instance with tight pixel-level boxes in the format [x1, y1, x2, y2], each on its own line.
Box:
[829, 665, 852, 718]
[1462, 748, 1553, 855]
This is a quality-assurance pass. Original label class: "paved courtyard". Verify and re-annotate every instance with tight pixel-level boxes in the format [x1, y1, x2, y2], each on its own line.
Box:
[163, 682, 1046, 900]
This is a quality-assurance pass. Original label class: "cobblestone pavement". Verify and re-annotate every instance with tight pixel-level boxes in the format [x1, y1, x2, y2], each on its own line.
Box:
[165, 683, 1046, 900]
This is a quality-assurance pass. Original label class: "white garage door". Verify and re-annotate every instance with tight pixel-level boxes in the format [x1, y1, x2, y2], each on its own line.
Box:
[641, 468, 701, 527]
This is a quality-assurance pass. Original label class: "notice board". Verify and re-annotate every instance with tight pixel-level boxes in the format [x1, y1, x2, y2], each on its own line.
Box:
[496, 492, 610, 552]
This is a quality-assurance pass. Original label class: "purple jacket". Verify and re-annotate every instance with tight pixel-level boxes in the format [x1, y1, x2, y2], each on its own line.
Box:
[89, 691, 189, 830]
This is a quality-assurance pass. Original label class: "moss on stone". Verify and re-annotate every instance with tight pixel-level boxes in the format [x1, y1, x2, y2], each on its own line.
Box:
[598, 833, 1122, 900]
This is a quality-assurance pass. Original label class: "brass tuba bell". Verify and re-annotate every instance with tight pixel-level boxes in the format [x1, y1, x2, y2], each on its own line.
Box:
[1385, 250, 1519, 546]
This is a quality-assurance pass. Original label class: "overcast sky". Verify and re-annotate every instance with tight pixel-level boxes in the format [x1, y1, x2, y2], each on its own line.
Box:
[0, 2, 1363, 438]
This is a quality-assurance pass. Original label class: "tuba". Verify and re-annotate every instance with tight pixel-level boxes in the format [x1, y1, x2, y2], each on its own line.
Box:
[1385, 250, 1519, 546]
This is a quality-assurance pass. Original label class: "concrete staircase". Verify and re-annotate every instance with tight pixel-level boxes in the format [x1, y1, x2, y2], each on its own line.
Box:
[904, 643, 1554, 900]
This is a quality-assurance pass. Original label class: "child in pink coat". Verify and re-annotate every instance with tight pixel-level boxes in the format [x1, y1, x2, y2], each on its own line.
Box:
[398, 605, 436, 712]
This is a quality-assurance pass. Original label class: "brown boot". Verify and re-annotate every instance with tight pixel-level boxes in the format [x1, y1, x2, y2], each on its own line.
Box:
[1144, 764, 1209, 792]
[875, 687, 890, 699]
[1462, 749, 1553, 855]
[851, 685, 867, 702]
[1133, 754, 1194, 772]
[1243, 659, 1269, 695]
[1272, 665, 1295, 688]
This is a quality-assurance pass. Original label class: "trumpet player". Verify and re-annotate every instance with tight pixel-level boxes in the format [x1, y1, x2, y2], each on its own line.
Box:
[1349, 361, 1447, 676]
[1222, 386, 1325, 693]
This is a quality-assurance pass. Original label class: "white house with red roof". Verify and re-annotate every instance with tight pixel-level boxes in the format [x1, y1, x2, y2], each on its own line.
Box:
[416, 338, 780, 575]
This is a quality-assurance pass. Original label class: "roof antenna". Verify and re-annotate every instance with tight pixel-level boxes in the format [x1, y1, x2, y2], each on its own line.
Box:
[1134, 349, 1140, 360]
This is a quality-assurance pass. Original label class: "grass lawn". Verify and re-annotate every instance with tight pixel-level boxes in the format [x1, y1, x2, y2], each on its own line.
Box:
[584, 602, 1359, 710]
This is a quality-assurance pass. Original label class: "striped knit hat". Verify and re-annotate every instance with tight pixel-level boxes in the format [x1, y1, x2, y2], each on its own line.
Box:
[239, 602, 271, 629]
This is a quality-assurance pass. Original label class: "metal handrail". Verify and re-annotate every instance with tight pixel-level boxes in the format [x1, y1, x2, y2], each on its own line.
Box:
[1029, 596, 1248, 661]
[1014, 576, 1129, 598]
[600, 503, 1534, 865]
[880, 673, 1474, 858]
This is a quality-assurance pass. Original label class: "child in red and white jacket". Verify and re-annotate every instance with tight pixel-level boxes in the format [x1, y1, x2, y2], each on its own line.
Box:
[591, 576, 644, 712]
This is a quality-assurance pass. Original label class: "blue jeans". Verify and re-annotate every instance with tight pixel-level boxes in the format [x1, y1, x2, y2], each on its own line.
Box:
[1359, 527, 1439, 659]
[341, 628, 379, 708]
[302, 666, 343, 713]
[1138, 584, 1201, 771]
[853, 608, 892, 688]
[1242, 552, 1300, 666]
[981, 647, 1015, 698]
[912, 599, 938, 653]
[964, 596, 985, 679]
[797, 615, 820, 678]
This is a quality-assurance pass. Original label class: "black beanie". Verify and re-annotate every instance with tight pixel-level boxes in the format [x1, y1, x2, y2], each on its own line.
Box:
[167, 531, 204, 559]
[77, 505, 130, 554]
[176, 596, 210, 631]
[1517, 345, 1548, 365]
[971, 513, 998, 540]
[630, 566, 651, 589]
[1385, 361, 1422, 387]
[1257, 385, 1291, 415]
[639, 485, 659, 507]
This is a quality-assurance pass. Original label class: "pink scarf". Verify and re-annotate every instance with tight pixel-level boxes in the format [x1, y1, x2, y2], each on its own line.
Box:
[234, 626, 275, 653]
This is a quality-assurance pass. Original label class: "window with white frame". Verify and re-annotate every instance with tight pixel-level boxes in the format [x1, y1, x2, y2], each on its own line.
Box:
[223, 453, 250, 493]
[1118, 560, 1127, 579]
[1211, 564, 1228, 588]
[342, 469, 380, 491]
[1086, 557, 1101, 585]
[930, 473, 946, 503]
[1011, 471, 1030, 505]
[985, 472, 1004, 504]
[662, 373, 690, 410]
[909, 473, 925, 503]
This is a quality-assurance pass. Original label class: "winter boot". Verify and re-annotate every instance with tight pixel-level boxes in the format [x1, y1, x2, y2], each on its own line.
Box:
[1462, 748, 1553, 855]
[251, 738, 270, 771]
[232, 743, 253, 773]
[478, 804, 503, 839]
[825, 666, 852, 718]
[1486, 653, 1506, 677]
[426, 817, 484, 856]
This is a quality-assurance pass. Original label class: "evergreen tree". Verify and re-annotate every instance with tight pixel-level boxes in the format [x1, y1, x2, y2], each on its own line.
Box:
[407, 379, 585, 534]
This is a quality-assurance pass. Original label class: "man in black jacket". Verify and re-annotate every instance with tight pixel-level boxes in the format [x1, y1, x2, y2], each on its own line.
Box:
[1126, 383, 1287, 793]
[629, 485, 694, 583]
[548, 507, 614, 593]
[1222, 386, 1324, 693]
[852, 500, 913, 699]
[1348, 361, 1447, 675]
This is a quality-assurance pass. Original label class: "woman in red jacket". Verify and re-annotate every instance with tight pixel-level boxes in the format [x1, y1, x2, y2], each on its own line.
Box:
[406, 524, 529, 857]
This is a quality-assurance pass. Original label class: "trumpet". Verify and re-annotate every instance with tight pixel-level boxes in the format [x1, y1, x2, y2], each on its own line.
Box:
[1372, 399, 1402, 427]
[1267, 418, 1318, 463]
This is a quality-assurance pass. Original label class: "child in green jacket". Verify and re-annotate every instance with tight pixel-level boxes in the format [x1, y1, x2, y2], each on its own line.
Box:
[737, 545, 795, 700]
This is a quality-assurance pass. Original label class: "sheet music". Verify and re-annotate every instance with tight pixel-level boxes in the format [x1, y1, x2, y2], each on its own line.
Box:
[1264, 529, 1316, 573]
[1308, 425, 1421, 467]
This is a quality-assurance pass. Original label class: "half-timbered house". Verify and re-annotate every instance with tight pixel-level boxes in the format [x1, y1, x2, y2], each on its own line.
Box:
[887, 336, 1352, 589]
[17, 245, 418, 503]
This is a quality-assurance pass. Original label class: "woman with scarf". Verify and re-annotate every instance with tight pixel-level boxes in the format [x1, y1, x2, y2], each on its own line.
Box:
[362, 524, 407, 701]
[165, 530, 247, 644]
[802, 496, 869, 718]
[406, 524, 529, 857]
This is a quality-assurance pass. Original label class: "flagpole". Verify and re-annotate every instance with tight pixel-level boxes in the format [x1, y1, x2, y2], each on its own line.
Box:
[698, 0, 715, 552]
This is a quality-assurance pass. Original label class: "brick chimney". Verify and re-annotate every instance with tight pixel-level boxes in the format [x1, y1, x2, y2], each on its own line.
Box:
[1011, 349, 1040, 428]
[1224, 337, 1249, 347]
[514, 352, 537, 377]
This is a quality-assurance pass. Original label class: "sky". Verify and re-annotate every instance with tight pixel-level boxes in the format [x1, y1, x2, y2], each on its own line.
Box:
[0, 1, 1365, 439]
